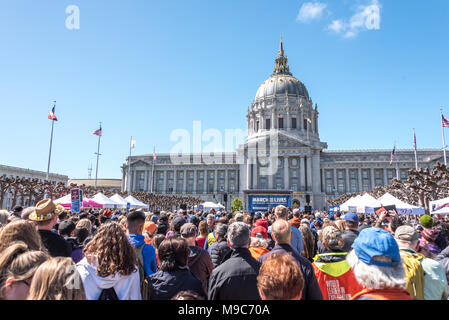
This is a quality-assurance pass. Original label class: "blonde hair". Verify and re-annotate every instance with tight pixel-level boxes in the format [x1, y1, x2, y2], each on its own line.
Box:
[0, 220, 44, 253]
[76, 219, 92, 235]
[334, 219, 346, 233]
[0, 242, 49, 299]
[28, 257, 86, 300]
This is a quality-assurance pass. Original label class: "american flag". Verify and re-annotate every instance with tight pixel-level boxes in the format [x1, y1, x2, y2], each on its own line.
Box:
[93, 126, 102, 136]
[153, 151, 157, 161]
[413, 131, 417, 151]
[48, 106, 57, 121]
[442, 114, 449, 128]
[390, 146, 396, 165]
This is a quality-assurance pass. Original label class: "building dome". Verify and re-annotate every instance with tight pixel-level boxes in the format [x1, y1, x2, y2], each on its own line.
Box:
[255, 74, 309, 101]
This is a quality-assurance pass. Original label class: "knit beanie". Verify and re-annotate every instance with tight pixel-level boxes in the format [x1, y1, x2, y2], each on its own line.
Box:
[419, 215, 433, 229]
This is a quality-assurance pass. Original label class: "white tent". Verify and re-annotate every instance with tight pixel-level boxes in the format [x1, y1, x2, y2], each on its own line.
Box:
[54, 194, 71, 204]
[340, 195, 362, 212]
[124, 195, 149, 209]
[377, 193, 425, 215]
[198, 201, 225, 212]
[92, 193, 122, 209]
[109, 194, 128, 209]
[429, 197, 449, 215]
[355, 194, 383, 214]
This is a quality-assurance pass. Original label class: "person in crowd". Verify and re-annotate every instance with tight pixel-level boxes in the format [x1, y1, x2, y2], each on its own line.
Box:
[436, 246, 449, 286]
[152, 234, 166, 269]
[0, 210, 9, 228]
[171, 290, 205, 300]
[299, 225, 316, 262]
[313, 226, 362, 300]
[341, 212, 360, 253]
[166, 215, 186, 239]
[28, 257, 86, 300]
[180, 223, 213, 294]
[257, 253, 304, 300]
[29, 199, 72, 258]
[357, 213, 371, 232]
[0, 242, 49, 300]
[258, 219, 323, 300]
[289, 209, 302, 229]
[203, 214, 217, 250]
[76, 219, 92, 237]
[0, 219, 44, 253]
[143, 221, 157, 245]
[206, 214, 216, 233]
[248, 226, 270, 260]
[75, 227, 90, 246]
[208, 222, 261, 300]
[20, 207, 35, 221]
[334, 219, 346, 233]
[196, 220, 209, 249]
[9, 206, 23, 222]
[58, 220, 84, 263]
[126, 210, 158, 286]
[394, 225, 448, 300]
[272, 205, 303, 256]
[207, 223, 230, 268]
[419, 221, 442, 256]
[76, 222, 141, 300]
[157, 214, 169, 235]
[148, 237, 206, 300]
[347, 228, 412, 300]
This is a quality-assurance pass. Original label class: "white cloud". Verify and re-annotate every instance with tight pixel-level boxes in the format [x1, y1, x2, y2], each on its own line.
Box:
[327, 0, 381, 38]
[297, 2, 327, 23]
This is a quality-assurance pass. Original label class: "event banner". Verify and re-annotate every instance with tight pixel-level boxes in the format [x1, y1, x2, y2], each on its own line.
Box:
[248, 195, 291, 212]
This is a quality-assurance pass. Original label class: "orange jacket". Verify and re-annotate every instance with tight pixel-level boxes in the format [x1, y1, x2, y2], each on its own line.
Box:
[313, 252, 363, 300]
[289, 217, 302, 229]
[351, 288, 413, 300]
[249, 247, 270, 260]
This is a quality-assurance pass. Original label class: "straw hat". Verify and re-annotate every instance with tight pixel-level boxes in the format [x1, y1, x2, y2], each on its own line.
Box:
[29, 199, 57, 222]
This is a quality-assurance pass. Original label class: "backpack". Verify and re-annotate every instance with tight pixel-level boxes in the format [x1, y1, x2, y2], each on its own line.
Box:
[135, 244, 149, 300]
[98, 287, 119, 300]
[400, 249, 425, 300]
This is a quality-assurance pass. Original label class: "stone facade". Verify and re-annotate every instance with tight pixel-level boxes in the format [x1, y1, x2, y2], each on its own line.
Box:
[122, 39, 444, 211]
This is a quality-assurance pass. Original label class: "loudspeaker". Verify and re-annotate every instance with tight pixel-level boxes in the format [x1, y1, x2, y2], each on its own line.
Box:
[223, 193, 228, 202]
[305, 195, 311, 205]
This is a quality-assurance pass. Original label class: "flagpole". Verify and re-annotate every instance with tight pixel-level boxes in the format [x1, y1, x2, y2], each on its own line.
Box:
[441, 108, 447, 166]
[394, 141, 399, 180]
[413, 128, 418, 170]
[94, 122, 102, 189]
[127, 136, 132, 196]
[46, 100, 56, 181]
[151, 146, 155, 194]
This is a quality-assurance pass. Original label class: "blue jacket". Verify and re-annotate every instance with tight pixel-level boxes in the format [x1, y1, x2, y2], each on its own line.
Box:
[128, 234, 157, 280]
[290, 225, 304, 256]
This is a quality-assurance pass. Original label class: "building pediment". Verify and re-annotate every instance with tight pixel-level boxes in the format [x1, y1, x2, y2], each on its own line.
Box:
[131, 159, 151, 167]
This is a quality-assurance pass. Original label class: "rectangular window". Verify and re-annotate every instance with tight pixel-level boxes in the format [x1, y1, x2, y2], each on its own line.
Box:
[291, 117, 297, 129]
[278, 117, 284, 129]
[256, 121, 259, 131]
[266, 118, 271, 130]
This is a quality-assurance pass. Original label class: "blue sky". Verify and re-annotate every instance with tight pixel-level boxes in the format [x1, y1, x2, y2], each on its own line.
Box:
[1, 0, 448, 179]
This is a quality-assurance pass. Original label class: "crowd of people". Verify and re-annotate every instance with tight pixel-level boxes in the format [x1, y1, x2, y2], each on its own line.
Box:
[1, 199, 449, 300]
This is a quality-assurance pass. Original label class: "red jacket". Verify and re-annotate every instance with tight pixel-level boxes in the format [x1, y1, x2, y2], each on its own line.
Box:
[313, 252, 363, 300]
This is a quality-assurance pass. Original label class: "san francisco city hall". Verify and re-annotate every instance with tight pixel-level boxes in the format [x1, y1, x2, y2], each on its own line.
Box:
[122, 39, 443, 211]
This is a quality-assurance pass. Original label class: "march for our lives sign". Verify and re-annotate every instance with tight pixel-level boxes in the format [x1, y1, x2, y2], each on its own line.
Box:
[248, 195, 291, 212]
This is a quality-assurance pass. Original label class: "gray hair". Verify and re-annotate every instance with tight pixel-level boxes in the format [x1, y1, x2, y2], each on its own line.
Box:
[346, 250, 406, 290]
[250, 237, 269, 249]
[214, 223, 228, 239]
[227, 222, 250, 249]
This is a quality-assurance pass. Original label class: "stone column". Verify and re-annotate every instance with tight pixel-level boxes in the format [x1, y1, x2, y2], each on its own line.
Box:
[144, 170, 148, 192]
[300, 156, 306, 191]
[312, 153, 321, 194]
[214, 169, 218, 194]
[173, 170, 177, 193]
[271, 110, 276, 130]
[247, 161, 251, 189]
[306, 156, 312, 192]
[383, 168, 388, 186]
[286, 110, 291, 131]
[300, 109, 304, 131]
[321, 168, 326, 193]
[225, 169, 229, 193]
[370, 168, 375, 189]
[253, 160, 258, 190]
[193, 169, 197, 194]
[132, 170, 136, 192]
[284, 156, 289, 190]
[163, 170, 167, 195]
[183, 169, 187, 194]
[333, 168, 338, 194]
[203, 171, 208, 194]
[358, 168, 362, 192]
[345, 168, 350, 193]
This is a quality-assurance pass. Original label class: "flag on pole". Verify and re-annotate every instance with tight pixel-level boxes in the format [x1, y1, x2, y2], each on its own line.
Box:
[442, 114, 449, 128]
[390, 146, 396, 165]
[93, 126, 102, 136]
[130, 140, 136, 149]
[48, 106, 57, 121]
[413, 131, 417, 152]
[153, 151, 157, 161]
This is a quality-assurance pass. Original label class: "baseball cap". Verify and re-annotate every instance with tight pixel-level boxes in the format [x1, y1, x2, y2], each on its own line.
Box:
[394, 225, 418, 242]
[251, 226, 268, 239]
[144, 221, 157, 235]
[150, 215, 159, 223]
[352, 228, 401, 268]
[58, 220, 76, 236]
[180, 223, 197, 238]
[172, 216, 187, 231]
[344, 212, 359, 224]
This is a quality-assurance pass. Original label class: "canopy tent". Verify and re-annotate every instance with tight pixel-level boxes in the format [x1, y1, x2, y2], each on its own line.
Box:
[340, 195, 362, 212]
[377, 193, 425, 215]
[92, 193, 123, 209]
[54, 194, 103, 209]
[124, 195, 149, 209]
[109, 194, 128, 209]
[355, 194, 383, 214]
[197, 201, 225, 212]
[429, 197, 449, 215]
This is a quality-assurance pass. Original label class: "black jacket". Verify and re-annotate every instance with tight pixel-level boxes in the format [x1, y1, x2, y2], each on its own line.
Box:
[341, 229, 360, 253]
[188, 246, 214, 295]
[258, 243, 323, 300]
[148, 267, 206, 300]
[207, 240, 231, 268]
[435, 246, 449, 283]
[208, 248, 261, 300]
[38, 230, 72, 258]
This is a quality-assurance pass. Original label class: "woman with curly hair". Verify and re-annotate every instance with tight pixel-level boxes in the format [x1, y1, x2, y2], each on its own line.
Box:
[76, 221, 141, 300]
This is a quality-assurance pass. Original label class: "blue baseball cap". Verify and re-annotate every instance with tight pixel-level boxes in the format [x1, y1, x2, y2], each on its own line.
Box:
[352, 228, 401, 268]
[344, 212, 359, 224]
